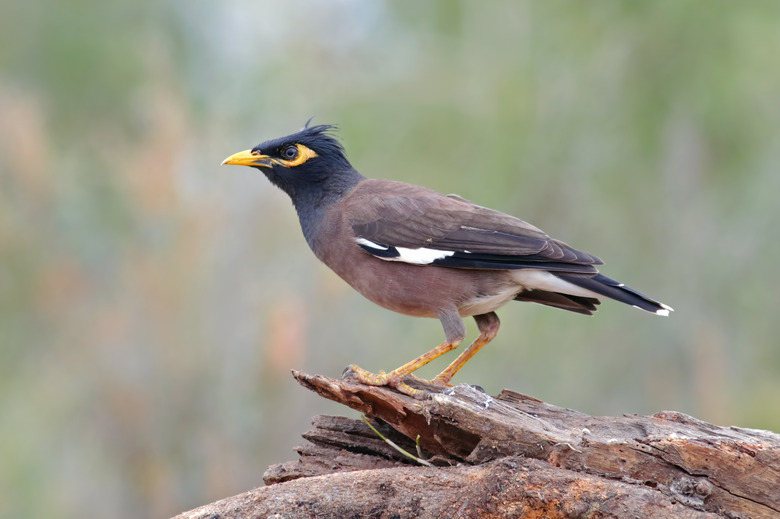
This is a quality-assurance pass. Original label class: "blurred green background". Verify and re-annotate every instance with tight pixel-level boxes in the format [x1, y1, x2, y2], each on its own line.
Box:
[2, 1, 779, 517]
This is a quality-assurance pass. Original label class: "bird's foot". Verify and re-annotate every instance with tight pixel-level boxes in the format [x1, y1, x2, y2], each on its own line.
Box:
[342, 364, 426, 399]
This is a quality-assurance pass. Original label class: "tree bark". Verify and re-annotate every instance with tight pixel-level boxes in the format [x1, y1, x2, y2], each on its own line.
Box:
[173, 371, 780, 519]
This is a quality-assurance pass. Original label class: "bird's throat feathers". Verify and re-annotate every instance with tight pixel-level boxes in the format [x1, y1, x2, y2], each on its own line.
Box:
[286, 168, 364, 249]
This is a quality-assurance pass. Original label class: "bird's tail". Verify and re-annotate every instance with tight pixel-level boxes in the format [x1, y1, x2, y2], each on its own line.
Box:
[555, 273, 673, 316]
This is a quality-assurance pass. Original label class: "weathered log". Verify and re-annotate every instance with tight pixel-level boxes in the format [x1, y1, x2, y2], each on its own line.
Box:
[173, 371, 780, 519]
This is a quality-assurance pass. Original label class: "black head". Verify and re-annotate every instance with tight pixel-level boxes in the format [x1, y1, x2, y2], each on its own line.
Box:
[222, 124, 363, 209]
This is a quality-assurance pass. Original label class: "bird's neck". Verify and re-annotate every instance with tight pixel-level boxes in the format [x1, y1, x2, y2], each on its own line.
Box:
[294, 169, 364, 249]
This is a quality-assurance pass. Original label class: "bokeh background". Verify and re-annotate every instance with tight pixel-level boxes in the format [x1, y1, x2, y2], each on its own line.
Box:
[2, 1, 779, 517]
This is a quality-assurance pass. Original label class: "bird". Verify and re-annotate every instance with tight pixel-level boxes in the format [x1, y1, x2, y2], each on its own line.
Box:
[222, 123, 673, 397]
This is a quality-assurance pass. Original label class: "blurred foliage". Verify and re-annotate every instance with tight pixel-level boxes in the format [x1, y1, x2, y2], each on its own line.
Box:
[2, 0, 780, 517]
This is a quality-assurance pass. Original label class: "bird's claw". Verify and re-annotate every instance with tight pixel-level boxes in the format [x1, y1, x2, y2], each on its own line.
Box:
[341, 364, 427, 399]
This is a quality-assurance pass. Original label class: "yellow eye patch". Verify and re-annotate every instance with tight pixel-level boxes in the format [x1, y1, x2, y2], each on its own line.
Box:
[278, 144, 318, 167]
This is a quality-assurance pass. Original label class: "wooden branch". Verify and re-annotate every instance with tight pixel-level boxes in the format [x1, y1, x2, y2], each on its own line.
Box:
[173, 371, 780, 519]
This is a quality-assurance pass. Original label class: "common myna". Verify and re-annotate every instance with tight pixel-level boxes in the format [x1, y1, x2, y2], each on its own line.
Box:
[222, 123, 672, 397]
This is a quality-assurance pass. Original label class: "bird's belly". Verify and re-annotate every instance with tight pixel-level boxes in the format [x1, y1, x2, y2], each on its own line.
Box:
[343, 261, 456, 319]
[319, 243, 520, 318]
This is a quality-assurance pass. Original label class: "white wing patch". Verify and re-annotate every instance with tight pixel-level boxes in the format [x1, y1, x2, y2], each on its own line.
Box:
[395, 246, 455, 265]
[355, 237, 455, 265]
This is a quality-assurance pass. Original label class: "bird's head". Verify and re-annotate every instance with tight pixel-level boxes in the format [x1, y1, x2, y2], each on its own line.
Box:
[222, 123, 362, 207]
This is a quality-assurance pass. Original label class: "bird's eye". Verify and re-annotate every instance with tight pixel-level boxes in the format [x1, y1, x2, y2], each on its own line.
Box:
[281, 145, 299, 160]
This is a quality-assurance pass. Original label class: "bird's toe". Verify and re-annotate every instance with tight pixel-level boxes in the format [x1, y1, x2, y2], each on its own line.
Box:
[341, 364, 431, 399]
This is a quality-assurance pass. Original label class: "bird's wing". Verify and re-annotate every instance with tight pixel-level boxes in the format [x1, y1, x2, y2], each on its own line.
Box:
[343, 180, 602, 273]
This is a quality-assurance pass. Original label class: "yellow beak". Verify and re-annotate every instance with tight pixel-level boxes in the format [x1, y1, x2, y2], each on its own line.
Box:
[221, 149, 275, 168]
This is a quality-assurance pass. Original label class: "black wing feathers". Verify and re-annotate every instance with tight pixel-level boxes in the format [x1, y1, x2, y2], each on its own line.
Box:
[432, 252, 598, 273]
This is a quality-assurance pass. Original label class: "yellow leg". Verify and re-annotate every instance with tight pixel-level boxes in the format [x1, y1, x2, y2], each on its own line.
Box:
[432, 312, 500, 386]
[344, 338, 462, 398]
